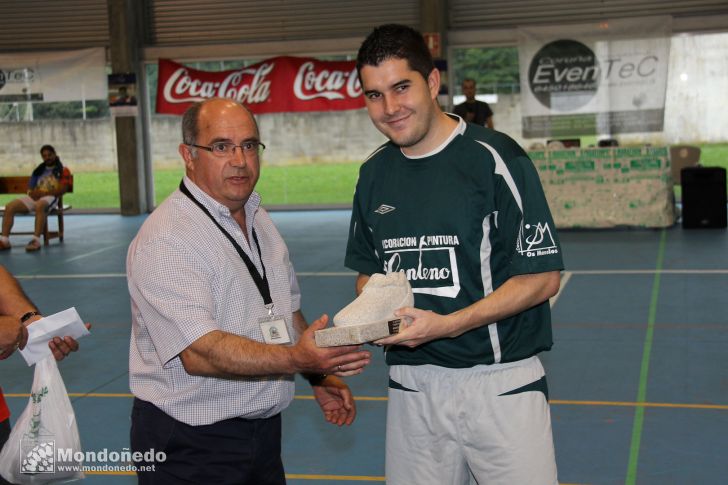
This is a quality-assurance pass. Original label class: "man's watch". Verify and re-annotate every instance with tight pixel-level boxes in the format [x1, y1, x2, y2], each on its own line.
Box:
[20, 311, 42, 323]
[302, 373, 328, 386]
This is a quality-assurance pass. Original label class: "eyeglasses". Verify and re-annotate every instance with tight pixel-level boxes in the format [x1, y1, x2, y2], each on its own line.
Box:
[189, 141, 266, 159]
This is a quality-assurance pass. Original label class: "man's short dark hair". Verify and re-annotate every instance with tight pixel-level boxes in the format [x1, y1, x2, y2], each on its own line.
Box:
[40, 144, 56, 155]
[181, 102, 203, 146]
[356, 24, 435, 81]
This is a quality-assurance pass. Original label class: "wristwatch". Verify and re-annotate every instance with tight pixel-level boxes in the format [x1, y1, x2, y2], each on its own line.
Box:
[20, 311, 42, 323]
[302, 373, 328, 386]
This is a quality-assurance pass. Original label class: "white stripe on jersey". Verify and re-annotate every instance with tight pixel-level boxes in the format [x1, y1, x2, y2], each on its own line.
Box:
[474, 139, 524, 364]
[363, 143, 389, 163]
[480, 213, 502, 363]
[475, 140, 524, 213]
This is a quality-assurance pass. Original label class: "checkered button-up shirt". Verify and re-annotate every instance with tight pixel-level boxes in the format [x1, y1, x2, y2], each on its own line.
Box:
[127, 177, 301, 425]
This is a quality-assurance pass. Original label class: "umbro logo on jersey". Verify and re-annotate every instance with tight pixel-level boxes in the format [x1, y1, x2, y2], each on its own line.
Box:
[374, 204, 396, 215]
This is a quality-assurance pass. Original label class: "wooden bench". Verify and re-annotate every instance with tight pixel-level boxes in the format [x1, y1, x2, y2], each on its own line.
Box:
[0, 175, 73, 245]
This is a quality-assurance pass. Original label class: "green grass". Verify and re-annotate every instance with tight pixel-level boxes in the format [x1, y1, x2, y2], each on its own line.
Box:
[253, 162, 360, 205]
[1, 163, 361, 209]
[152, 163, 361, 206]
[700, 143, 728, 168]
[2, 143, 725, 210]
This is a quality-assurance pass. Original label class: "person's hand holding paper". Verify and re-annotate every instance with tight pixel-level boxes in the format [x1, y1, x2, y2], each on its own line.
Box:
[19, 307, 90, 366]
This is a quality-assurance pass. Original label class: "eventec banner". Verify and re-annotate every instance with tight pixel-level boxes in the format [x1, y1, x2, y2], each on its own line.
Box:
[518, 16, 671, 137]
[156, 57, 365, 115]
[0, 48, 106, 103]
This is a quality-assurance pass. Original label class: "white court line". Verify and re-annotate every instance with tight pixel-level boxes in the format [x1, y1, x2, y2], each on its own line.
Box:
[570, 269, 728, 275]
[550, 271, 572, 308]
[63, 243, 128, 263]
[298, 272, 355, 276]
[16, 273, 126, 280]
[14, 269, 728, 280]
[298, 269, 728, 276]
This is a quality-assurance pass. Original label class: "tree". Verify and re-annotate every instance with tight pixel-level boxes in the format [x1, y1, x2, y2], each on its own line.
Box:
[452, 47, 520, 94]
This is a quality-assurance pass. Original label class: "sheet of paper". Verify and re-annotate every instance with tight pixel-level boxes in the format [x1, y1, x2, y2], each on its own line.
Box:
[19, 307, 90, 366]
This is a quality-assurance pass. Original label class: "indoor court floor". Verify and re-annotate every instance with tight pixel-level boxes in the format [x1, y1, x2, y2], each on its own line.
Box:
[1, 210, 726, 485]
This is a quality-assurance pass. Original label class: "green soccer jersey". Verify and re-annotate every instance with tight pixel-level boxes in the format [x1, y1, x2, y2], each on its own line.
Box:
[345, 118, 564, 368]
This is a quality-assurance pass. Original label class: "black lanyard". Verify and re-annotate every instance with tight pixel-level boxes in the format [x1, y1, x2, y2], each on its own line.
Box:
[179, 180, 273, 309]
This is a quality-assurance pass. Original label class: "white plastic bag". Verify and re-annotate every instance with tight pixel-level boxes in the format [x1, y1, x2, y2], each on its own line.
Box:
[0, 355, 84, 483]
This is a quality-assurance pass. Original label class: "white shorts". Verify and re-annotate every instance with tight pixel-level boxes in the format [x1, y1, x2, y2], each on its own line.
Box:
[17, 195, 57, 212]
[385, 356, 557, 485]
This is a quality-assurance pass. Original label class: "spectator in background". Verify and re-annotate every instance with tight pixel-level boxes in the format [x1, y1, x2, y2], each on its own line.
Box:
[453, 78, 494, 129]
[0, 145, 72, 252]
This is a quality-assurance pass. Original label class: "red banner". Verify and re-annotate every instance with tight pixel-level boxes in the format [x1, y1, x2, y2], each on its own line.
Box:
[156, 57, 365, 115]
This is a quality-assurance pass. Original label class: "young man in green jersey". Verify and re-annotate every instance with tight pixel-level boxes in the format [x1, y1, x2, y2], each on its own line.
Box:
[346, 24, 564, 484]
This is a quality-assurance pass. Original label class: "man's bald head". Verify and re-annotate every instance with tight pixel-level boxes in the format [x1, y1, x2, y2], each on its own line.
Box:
[182, 98, 258, 148]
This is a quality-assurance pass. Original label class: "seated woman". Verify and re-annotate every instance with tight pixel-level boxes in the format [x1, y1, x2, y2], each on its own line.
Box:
[0, 145, 72, 252]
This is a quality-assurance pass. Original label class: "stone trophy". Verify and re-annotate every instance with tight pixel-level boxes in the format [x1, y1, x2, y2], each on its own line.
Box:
[314, 272, 414, 347]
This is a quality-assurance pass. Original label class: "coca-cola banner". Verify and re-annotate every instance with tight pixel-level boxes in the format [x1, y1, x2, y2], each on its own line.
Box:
[156, 57, 365, 115]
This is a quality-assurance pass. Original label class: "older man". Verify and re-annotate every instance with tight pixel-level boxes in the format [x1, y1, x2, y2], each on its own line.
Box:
[127, 98, 371, 484]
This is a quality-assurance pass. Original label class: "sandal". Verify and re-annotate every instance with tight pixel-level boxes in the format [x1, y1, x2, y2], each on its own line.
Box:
[25, 239, 41, 252]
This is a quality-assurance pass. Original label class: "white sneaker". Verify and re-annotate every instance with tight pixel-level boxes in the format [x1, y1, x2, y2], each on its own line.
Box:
[334, 272, 414, 327]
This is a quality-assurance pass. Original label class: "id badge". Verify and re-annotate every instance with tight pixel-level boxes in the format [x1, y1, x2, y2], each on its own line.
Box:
[259, 314, 293, 345]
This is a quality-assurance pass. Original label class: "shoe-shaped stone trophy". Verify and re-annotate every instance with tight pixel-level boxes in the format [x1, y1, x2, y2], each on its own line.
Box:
[314, 272, 414, 347]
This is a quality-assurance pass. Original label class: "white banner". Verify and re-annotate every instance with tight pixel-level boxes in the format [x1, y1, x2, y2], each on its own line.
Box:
[518, 16, 672, 137]
[0, 48, 107, 103]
